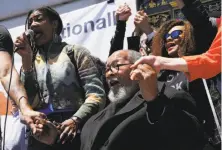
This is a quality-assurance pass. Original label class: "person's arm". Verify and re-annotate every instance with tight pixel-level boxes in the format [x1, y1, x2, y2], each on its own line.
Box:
[127, 36, 140, 51]
[20, 68, 39, 107]
[177, 0, 210, 29]
[0, 26, 45, 135]
[109, 4, 131, 56]
[0, 51, 31, 113]
[72, 45, 106, 123]
[176, 0, 217, 54]
[131, 55, 188, 74]
[109, 21, 126, 56]
[0, 51, 46, 135]
[131, 45, 220, 81]
[130, 63, 165, 123]
[128, 10, 154, 52]
[14, 30, 38, 107]
[131, 26, 221, 80]
[182, 25, 221, 81]
[134, 10, 153, 36]
[0, 25, 31, 112]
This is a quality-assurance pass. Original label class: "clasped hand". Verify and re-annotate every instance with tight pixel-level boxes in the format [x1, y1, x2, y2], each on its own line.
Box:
[32, 118, 78, 145]
[130, 63, 158, 101]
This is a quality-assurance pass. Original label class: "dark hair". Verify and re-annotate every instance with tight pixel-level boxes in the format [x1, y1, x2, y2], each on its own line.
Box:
[24, 7, 63, 104]
[25, 6, 63, 35]
[151, 19, 195, 57]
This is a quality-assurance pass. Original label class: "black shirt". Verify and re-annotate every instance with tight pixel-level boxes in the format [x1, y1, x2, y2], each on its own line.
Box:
[158, 70, 189, 92]
[0, 25, 13, 56]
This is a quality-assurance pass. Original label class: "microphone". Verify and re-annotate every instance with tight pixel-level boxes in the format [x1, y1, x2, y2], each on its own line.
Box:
[14, 29, 35, 52]
[25, 29, 35, 41]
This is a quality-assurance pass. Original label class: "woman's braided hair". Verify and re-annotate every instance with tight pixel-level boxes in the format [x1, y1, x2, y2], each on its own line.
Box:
[23, 6, 63, 104]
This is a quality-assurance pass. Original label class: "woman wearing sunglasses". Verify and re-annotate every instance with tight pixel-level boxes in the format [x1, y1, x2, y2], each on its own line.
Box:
[152, 20, 195, 58]
[150, 19, 195, 93]
[147, 19, 220, 148]
[137, 19, 221, 149]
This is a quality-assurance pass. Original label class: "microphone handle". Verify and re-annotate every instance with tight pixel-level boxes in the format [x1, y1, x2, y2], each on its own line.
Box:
[14, 46, 27, 53]
[14, 35, 32, 53]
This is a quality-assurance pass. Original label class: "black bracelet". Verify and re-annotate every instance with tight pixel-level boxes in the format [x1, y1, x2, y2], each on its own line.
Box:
[70, 118, 78, 131]
[18, 96, 27, 106]
[71, 116, 82, 131]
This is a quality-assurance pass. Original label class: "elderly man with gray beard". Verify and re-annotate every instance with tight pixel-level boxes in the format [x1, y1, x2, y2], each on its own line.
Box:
[80, 50, 205, 150]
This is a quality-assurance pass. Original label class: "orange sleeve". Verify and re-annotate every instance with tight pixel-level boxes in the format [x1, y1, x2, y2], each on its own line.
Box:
[182, 25, 221, 81]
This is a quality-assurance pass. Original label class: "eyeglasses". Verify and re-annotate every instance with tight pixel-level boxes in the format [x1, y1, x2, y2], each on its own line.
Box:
[164, 30, 183, 40]
[106, 63, 132, 73]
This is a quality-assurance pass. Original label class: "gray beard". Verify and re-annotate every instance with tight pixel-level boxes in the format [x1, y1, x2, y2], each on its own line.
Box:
[108, 83, 138, 103]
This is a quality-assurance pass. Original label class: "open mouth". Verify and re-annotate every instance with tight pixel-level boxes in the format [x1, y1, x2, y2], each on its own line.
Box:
[33, 31, 43, 40]
[166, 43, 176, 52]
[109, 79, 120, 87]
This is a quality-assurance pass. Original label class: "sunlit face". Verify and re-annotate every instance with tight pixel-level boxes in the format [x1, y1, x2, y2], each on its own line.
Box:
[106, 51, 138, 102]
[106, 51, 133, 87]
[164, 25, 185, 57]
[28, 10, 54, 46]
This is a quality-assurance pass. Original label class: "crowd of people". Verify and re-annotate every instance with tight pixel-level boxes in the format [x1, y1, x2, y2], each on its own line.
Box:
[0, 0, 221, 150]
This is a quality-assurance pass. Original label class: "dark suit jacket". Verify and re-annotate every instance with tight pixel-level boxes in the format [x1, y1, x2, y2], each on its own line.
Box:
[80, 82, 205, 150]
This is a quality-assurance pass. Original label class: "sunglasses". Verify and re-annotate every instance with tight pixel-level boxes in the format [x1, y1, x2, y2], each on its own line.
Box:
[164, 30, 183, 40]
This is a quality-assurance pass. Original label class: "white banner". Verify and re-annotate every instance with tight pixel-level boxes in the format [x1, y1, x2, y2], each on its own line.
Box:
[60, 0, 137, 61]
[0, 0, 136, 100]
